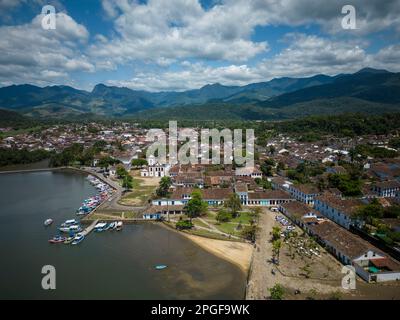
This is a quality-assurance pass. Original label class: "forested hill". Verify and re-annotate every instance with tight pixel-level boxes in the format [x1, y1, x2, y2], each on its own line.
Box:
[1, 68, 400, 120]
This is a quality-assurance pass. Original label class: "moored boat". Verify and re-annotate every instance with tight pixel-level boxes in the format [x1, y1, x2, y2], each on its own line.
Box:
[71, 233, 85, 245]
[63, 236, 75, 244]
[59, 224, 82, 233]
[155, 265, 167, 270]
[44, 219, 53, 226]
[94, 222, 108, 232]
[116, 221, 123, 231]
[61, 219, 78, 227]
[48, 236, 66, 244]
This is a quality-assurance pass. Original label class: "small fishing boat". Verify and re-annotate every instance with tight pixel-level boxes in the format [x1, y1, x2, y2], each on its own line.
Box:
[108, 222, 116, 230]
[44, 219, 53, 226]
[61, 219, 78, 227]
[63, 236, 75, 244]
[116, 221, 123, 231]
[155, 265, 167, 270]
[71, 234, 85, 245]
[59, 225, 81, 233]
[94, 222, 107, 232]
[48, 236, 66, 244]
[104, 223, 112, 231]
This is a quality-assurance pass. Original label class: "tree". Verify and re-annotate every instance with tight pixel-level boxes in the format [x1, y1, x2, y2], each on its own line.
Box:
[269, 145, 276, 155]
[122, 175, 133, 190]
[92, 140, 107, 152]
[328, 173, 362, 197]
[224, 193, 242, 216]
[249, 207, 261, 225]
[131, 158, 148, 167]
[260, 160, 274, 177]
[317, 177, 327, 191]
[269, 284, 285, 300]
[116, 164, 128, 178]
[241, 225, 257, 242]
[255, 178, 272, 190]
[176, 219, 193, 230]
[272, 226, 281, 241]
[156, 176, 172, 197]
[272, 239, 282, 259]
[354, 198, 383, 224]
[277, 161, 286, 171]
[185, 190, 208, 221]
[216, 209, 232, 223]
[97, 156, 120, 169]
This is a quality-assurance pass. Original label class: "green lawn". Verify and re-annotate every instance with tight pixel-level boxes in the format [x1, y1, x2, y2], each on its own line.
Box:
[207, 211, 254, 236]
[230, 212, 254, 224]
[119, 173, 158, 206]
[192, 218, 210, 229]
[213, 222, 241, 235]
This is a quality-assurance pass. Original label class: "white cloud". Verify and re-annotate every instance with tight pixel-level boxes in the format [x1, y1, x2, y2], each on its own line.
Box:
[258, 34, 370, 78]
[106, 63, 265, 91]
[105, 34, 400, 91]
[0, 12, 93, 86]
[91, 0, 269, 65]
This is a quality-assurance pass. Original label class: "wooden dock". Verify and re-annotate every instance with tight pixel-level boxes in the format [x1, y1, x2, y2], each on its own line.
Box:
[81, 219, 99, 236]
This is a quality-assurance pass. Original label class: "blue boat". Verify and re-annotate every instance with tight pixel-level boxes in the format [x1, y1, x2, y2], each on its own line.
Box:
[71, 234, 85, 245]
[155, 265, 167, 270]
[94, 222, 107, 232]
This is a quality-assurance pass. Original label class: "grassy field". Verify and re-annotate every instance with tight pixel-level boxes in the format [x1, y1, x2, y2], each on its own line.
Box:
[119, 170, 160, 206]
[208, 211, 254, 236]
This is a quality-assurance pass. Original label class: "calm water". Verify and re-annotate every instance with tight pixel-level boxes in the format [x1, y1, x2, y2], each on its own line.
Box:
[0, 171, 245, 299]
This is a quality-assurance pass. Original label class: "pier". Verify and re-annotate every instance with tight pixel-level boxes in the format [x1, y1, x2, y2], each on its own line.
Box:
[81, 219, 99, 236]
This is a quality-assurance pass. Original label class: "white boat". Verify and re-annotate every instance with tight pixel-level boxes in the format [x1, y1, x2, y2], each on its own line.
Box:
[59, 225, 81, 233]
[44, 219, 53, 226]
[61, 219, 78, 227]
[116, 221, 123, 231]
[94, 222, 107, 232]
[71, 233, 85, 245]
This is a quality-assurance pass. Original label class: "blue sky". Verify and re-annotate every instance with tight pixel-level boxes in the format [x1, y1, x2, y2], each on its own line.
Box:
[0, 0, 399, 91]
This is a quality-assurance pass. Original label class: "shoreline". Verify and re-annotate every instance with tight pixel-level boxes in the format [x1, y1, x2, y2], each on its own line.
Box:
[1, 166, 254, 288]
[159, 222, 254, 275]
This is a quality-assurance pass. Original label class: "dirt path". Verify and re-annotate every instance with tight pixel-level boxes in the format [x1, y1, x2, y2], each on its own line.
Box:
[246, 209, 343, 300]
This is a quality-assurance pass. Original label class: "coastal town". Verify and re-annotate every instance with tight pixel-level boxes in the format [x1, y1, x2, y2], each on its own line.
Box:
[1, 120, 400, 300]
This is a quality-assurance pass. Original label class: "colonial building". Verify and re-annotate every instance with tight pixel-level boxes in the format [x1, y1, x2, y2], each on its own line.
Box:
[372, 180, 400, 197]
[314, 193, 364, 230]
[140, 155, 170, 177]
[288, 184, 321, 206]
[234, 184, 293, 206]
[308, 219, 400, 283]
[234, 166, 263, 179]
[152, 187, 232, 206]
[279, 201, 321, 230]
[142, 205, 185, 220]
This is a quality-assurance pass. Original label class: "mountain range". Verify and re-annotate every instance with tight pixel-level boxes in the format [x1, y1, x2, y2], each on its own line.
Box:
[0, 68, 399, 120]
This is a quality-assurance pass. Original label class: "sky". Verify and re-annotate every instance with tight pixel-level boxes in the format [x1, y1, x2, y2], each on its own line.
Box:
[0, 0, 399, 92]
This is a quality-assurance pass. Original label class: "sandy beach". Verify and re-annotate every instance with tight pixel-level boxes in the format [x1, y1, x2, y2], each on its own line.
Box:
[178, 232, 254, 274]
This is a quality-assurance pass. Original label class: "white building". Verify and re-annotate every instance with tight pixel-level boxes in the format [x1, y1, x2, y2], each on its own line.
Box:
[314, 193, 364, 230]
[140, 155, 170, 177]
[309, 219, 400, 283]
[288, 184, 320, 206]
[372, 180, 400, 197]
